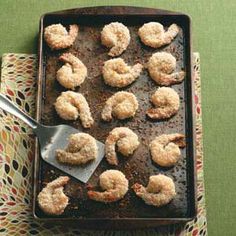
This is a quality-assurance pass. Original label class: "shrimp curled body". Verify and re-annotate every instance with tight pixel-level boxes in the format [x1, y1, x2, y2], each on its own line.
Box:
[87, 170, 129, 202]
[44, 24, 78, 50]
[54, 91, 94, 128]
[132, 174, 176, 207]
[102, 58, 143, 88]
[138, 22, 179, 48]
[56, 133, 98, 165]
[101, 22, 130, 57]
[146, 87, 180, 120]
[37, 176, 70, 215]
[147, 52, 185, 86]
[150, 133, 185, 167]
[105, 127, 140, 165]
[101, 92, 139, 121]
[57, 53, 87, 89]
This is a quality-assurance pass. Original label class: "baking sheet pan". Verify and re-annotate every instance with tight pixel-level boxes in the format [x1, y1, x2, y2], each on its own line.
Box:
[33, 6, 196, 229]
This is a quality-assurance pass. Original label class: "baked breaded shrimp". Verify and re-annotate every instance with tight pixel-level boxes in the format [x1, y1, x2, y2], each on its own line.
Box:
[147, 52, 185, 86]
[102, 58, 143, 88]
[44, 24, 78, 50]
[105, 127, 140, 165]
[138, 22, 179, 48]
[87, 170, 129, 202]
[132, 174, 176, 207]
[56, 133, 98, 165]
[37, 176, 70, 215]
[101, 22, 130, 57]
[56, 53, 87, 89]
[146, 87, 180, 120]
[150, 133, 185, 167]
[54, 91, 94, 128]
[101, 91, 139, 121]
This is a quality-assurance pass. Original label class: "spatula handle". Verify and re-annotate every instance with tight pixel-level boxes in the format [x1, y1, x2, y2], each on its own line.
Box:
[0, 93, 38, 129]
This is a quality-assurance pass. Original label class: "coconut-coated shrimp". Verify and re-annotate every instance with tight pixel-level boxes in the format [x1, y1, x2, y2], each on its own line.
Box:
[105, 127, 140, 165]
[101, 22, 130, 57]
[132, 174, 176, 207]
[37, 176, 70, 215]
[101, 92, 139, 121]
[150, 133, 185, 167]
[146, 87, 180, 120]
[44, 24, 78, 50]
[56, 133, 98, 165]
[56, 53, 87, 89]
[54, 91, 94, 128]
[102, 58, 143, 88]
[147, 52, 185, 86]
[138, 22, 179, 48]
[87, 170, 129, 202]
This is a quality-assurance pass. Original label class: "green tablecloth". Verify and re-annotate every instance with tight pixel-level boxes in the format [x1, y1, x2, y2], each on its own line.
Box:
[0, 1, 235, 235]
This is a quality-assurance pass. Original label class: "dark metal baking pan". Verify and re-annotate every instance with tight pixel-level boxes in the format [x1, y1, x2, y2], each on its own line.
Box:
[33, 6, 196, 229]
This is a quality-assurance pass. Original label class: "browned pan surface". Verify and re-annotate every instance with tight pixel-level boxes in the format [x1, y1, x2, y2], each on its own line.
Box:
[34, 6, 196, 226]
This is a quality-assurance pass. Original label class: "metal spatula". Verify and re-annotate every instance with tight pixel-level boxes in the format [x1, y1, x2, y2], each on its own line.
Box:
[0, 93, 105, 183]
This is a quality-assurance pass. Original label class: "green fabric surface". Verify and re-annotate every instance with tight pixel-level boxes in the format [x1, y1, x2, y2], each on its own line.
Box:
[0, 1, 235, 235]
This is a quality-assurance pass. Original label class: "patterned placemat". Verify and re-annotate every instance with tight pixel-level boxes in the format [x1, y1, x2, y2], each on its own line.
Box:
[0, 53, 207, 235]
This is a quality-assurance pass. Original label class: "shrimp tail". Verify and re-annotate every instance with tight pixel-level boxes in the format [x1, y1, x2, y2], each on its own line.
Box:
[168, 133, 186, 148]
[101, 104, 113, 121]
[131, 63, 144, 77]
[105, 145, 118, 165]
[108, 45, 123, 57]
[168, 71, 185, 83]
[69, 24, 79, 39]
[63, 24, 79, 47]
[87, 190, 119, 203]
[156, 71, 185, 86]
[47, 176, 70, 189]
[146, 107, 175, 119]
[59, 53, 72, 63]
[59, 53, 81, 68]
[105, 134, 119, 165]
[163, 24, 179, 44]
[132, 183, 145, 194]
